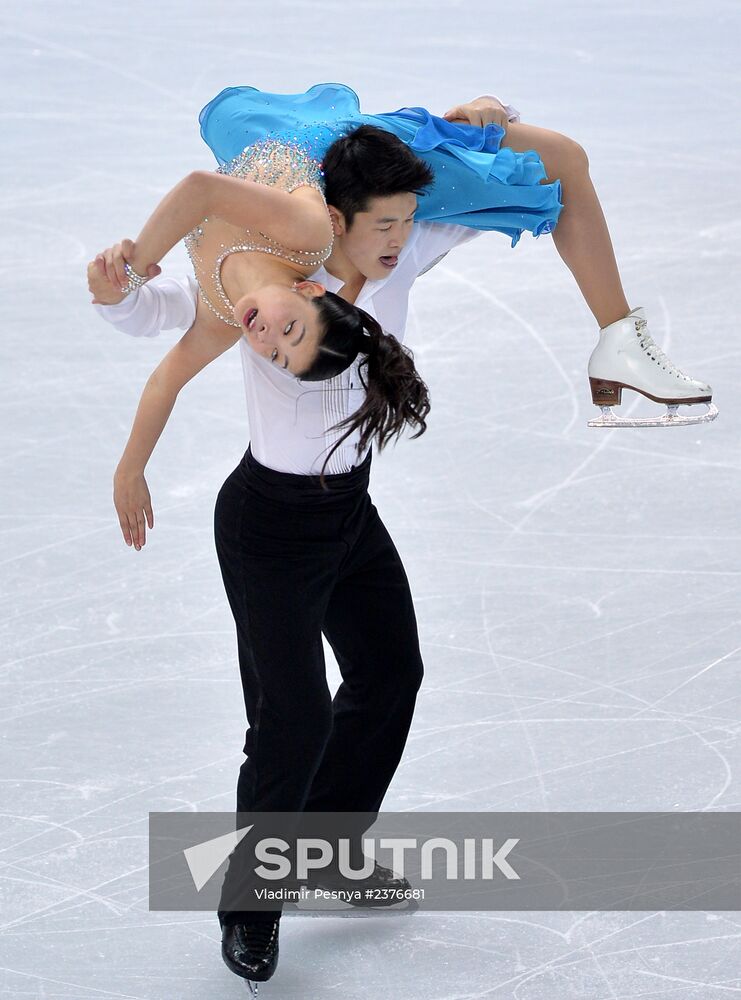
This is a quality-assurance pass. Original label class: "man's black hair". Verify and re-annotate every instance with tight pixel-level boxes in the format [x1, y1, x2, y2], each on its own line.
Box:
[323, 125, 434, 227]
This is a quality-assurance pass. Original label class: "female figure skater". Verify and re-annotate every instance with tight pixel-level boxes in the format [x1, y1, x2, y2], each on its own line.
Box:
[97, 84, 715, 428]
[197, 83, 715, 428]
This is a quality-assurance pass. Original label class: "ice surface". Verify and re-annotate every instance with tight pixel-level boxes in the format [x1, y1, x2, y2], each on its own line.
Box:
[2, 0, 741, 996]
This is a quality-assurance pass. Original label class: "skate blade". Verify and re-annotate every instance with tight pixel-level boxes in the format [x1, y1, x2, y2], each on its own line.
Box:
[246, 981, 259, 997]
[588, 402, 718, 428]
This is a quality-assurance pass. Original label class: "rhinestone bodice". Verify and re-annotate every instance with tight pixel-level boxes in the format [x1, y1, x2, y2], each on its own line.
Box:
[183, 139, 334, 328]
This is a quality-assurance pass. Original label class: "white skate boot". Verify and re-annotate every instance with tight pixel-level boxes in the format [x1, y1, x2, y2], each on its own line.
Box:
[587, 306, 718, 427]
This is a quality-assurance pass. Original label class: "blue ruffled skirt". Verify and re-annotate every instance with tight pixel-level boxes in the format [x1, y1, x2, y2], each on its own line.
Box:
[199, 83, 563, 248]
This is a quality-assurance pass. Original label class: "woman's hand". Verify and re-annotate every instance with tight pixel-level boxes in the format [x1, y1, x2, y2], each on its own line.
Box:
[113, 466, 154, 550]
[87, 240, 161, 304]
[442, 96, 509, 128]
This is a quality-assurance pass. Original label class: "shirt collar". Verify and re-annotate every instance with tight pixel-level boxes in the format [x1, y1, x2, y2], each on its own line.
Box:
[314, 226, 420, 303]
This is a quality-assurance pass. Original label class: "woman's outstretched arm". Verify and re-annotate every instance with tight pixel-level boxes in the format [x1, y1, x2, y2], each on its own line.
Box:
[124, 171, 332, 282]
[114, 309, 242, 549]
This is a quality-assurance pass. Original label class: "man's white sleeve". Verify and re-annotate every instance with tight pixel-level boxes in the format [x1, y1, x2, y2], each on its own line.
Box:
[488, 94, 521, 123]
[92, 275, 199, 338]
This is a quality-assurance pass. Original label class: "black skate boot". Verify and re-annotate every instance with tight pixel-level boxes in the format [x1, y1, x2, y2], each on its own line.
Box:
[221, 915, 280, 995]
[302, 858, 414, 908]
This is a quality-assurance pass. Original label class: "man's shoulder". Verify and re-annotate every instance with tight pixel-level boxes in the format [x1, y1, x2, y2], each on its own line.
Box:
[409, 220, 483, 273]
[414, 219, 484, 243]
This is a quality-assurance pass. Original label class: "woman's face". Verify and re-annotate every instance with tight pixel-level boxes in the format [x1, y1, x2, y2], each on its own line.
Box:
[233, 282, 324, 376]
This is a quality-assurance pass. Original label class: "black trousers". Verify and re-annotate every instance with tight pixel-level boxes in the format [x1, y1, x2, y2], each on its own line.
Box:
[214, 445, 424, 925]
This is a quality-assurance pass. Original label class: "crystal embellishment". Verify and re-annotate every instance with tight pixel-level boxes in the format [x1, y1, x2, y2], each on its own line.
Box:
[184, 139, 334, 328]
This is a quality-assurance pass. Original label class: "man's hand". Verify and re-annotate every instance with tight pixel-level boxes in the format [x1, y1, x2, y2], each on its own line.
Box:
[87, 239, 161, 305]
[87, 257, 126, 305]
[442, 96, 509, 129]
[114, 466, 154, 550]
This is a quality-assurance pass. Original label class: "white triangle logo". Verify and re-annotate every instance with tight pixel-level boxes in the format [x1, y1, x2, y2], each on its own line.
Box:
[183, 826, 254, 892]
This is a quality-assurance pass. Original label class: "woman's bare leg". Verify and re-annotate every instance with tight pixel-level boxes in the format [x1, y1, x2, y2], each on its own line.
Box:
[500, 121, 631, 330]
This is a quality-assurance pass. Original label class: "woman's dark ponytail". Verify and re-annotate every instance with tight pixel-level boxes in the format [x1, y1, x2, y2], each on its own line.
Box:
[321, 310, 430, 484]
[302, 292, 430, 488]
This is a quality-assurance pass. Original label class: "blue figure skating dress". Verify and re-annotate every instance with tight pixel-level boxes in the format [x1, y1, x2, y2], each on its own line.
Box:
[198, 83, 563, 249]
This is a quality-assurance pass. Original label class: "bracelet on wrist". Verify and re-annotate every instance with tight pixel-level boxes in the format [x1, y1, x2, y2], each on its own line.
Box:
[121, 262, 150, 296]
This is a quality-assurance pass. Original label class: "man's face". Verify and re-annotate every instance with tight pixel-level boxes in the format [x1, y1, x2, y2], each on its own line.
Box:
[334, 193, 418, 281]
